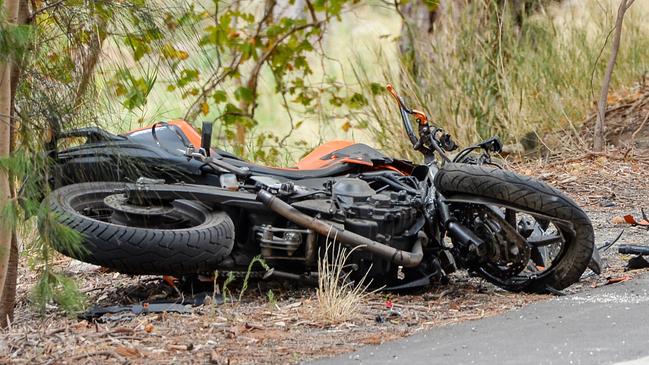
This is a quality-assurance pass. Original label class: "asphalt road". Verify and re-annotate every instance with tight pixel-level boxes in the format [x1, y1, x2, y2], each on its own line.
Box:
[313, 273, 649, 365]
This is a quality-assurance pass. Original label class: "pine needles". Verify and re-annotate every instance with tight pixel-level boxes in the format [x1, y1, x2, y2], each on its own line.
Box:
[31, 272, 86, 314]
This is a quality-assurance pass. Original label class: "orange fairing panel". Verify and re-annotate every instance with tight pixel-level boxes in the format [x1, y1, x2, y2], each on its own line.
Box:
[296, 140, 355, 169]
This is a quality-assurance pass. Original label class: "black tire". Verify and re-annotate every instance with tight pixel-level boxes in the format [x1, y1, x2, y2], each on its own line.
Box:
[434, 163, 594, 291]
[43, 182, 235, 275]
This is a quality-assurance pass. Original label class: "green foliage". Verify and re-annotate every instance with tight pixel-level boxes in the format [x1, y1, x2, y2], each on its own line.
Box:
[0, 0, 33, 61]
[31, 271, 86, 314]
[221, 271, 235, 304]
[23, 199, 87, 315]
[96, 0, 363, 160]
[5, 1, 124, 315]
[0, 23, 34, 62]
[239, 255, 269, 302]
[112, 68, 158, 111]
[36, 207, 86, 260]
[266, 289, 277, 309]
[0, 146, 87, 314]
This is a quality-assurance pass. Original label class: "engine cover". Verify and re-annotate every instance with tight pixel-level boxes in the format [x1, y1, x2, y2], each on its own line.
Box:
[292, 179, 419, 243]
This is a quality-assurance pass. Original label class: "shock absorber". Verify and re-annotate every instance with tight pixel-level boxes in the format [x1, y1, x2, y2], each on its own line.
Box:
[437, 197, 489, 257]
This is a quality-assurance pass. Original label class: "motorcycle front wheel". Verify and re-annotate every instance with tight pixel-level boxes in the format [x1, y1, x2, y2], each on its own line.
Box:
[434, 163, 594, 292]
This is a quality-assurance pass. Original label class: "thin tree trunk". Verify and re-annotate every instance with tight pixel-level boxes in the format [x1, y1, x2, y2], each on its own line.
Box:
[1, 0, 28, 328]
[0, 0, 21, 327]
[0, 235, 17, 327]
[594, 0, 635, 152]
[0, 61, 14, 316]
[398, 0, 443, 80]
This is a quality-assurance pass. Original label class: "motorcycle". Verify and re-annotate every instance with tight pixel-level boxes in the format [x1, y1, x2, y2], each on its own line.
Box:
[39, 85, 599, 292]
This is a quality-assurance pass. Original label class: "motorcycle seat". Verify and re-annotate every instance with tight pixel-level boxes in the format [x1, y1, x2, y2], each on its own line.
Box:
[220, 157, 355, 179]
[218, 141, 396, 179]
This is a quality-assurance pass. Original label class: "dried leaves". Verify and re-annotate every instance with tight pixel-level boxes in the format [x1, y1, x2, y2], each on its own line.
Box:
[516, 155, 649, 209]
[0, 268, 548, 365]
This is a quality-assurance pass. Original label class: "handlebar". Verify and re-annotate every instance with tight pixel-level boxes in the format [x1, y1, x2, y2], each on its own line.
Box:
[386, 84, 419, 146]
[386, 84, 452, 162]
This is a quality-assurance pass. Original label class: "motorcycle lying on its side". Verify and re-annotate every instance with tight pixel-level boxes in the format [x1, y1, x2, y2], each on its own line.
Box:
[39, 84, 599, 292]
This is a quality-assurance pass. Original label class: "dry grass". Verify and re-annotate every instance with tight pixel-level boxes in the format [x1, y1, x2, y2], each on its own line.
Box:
[354, 0, 649, 154]
[315, 237, 373, 324]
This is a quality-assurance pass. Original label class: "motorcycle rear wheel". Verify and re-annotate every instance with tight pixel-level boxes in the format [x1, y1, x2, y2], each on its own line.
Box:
[42, 182, 235, 275]
[434, 163, 594, 292]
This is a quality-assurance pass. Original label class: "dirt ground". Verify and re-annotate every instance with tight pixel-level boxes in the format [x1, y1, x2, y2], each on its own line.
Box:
[1, 151, 647, 365]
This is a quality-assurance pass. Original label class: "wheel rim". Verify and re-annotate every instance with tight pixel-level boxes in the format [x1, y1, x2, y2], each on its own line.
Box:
[68, 189, 208, 230]
[453, 202, 573, 290]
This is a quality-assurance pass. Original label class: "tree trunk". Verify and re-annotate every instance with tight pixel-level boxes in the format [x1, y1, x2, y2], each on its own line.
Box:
[0, 0, 21, 328]
[0, 61, 14, 325]
[594, 0, 635, 152]
[398, 0, 443, 79]
[0, 235, 18, 327]
[2, 0, 28, 329]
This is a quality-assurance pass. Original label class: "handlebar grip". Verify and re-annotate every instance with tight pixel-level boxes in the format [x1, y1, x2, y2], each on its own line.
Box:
[386, 84, 399, 101]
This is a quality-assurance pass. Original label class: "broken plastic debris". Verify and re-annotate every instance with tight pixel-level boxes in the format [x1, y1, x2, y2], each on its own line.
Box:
[605, 275, 631, 285]
[620, 208, 649, 227]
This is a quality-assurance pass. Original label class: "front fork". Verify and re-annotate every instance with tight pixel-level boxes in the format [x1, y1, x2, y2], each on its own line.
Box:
[436, 196, 489, 257]
[425, 163, 488, 262]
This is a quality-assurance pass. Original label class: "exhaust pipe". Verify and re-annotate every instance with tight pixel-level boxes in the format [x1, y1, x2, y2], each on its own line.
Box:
[257, 189, 425, 268]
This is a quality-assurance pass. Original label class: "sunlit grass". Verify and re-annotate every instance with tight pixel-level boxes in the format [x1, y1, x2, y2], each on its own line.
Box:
[315, 237, 373, 324]
[355, 0, 649, 154]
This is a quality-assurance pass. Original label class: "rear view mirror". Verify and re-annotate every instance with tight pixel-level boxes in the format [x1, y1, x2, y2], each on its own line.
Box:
[201, 121, 213, 157]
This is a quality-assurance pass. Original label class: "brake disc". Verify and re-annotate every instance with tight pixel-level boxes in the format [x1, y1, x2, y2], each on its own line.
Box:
[480, 210, 531, 279]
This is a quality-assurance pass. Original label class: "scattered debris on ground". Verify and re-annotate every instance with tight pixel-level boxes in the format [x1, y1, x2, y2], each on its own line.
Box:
[614, 209, 649, 228]
[3, 200, 647, 364]
[1, 265, 546, 364]
[624, 255, 649, 271]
